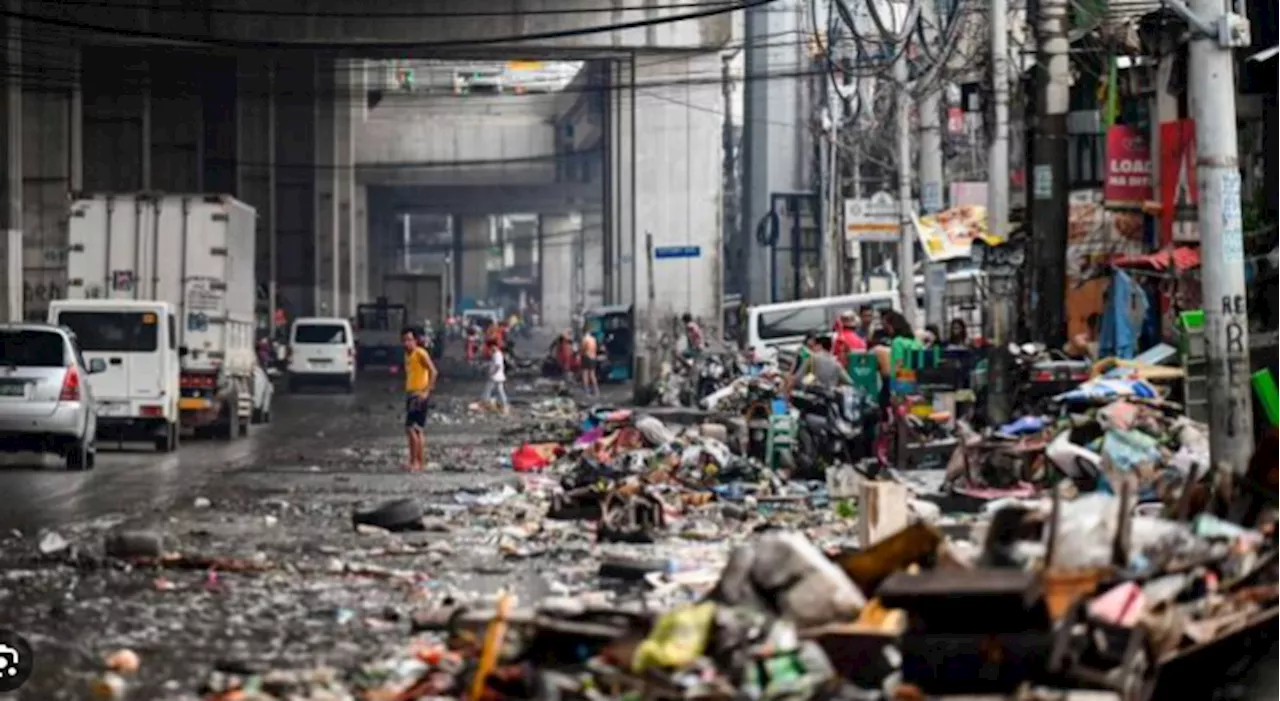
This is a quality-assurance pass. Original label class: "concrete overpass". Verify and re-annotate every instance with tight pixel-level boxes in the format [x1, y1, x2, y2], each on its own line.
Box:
[1, 0, 731, 332]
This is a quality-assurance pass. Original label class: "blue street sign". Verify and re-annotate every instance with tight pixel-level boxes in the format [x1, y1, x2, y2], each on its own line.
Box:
[653, 245, 701, 260]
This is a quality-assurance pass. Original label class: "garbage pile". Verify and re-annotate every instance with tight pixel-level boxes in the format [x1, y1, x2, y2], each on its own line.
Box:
[241, 495, 1272, 701]
[932, 373, 1220, 509]
[641, 349, 784, 411]
[505, 408, 790, 544]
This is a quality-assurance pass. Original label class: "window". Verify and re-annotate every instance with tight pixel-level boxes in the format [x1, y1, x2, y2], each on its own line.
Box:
[294, 323, 347, 344]
[168, 313, 177, 350]
[57, 312, 159, 352]
[0, 330, 67, 367]
[357, 305, 406, 331]
[757, 307, 828, 340]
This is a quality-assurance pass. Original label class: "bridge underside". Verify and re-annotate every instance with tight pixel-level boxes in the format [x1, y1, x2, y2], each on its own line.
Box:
[26, 0, 733, 53]
[2, 4, 729, 333]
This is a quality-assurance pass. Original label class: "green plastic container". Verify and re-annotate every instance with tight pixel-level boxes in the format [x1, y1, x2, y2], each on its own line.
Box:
[1253, 368, 1278, 427]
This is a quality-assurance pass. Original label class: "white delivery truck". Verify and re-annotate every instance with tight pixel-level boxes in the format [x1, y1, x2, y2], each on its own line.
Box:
[66, 193, 258, 440]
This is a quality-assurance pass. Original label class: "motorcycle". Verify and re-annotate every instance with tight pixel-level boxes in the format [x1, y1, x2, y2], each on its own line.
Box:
[790, 384, 869, 476]
[1008, 342, 1091, 414]
[678, 352, 740, 408]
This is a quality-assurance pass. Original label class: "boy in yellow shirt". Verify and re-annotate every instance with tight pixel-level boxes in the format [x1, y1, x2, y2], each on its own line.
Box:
[402, 328, 439, 471]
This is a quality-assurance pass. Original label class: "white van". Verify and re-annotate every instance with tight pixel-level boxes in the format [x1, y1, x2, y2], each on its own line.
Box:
[48, 299, 181, 452]
[287, 317, 356, 393]
[744, 270, 989, 354]
[744, 291, 901, 354]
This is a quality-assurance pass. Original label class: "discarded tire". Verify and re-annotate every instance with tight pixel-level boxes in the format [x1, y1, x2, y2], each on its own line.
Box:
[352, 498, 425, 532]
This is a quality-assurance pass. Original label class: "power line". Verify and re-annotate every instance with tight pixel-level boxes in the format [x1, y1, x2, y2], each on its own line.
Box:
[3, 0, 770, 51]
[32, 0, 747, 18]
[0, 47, 900, 108]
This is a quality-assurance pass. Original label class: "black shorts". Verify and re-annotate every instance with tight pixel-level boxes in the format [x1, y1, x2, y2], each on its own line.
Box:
[405, 394, 429, 430]
[581, 357, 598, 372]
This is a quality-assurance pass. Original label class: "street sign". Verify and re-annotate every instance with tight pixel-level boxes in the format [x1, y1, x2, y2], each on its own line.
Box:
[653, 245, 701, 260]
[844, 191, 901, 244]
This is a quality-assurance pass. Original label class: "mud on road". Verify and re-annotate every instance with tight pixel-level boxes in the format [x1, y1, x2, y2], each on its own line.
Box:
[0, 370, 641, 701]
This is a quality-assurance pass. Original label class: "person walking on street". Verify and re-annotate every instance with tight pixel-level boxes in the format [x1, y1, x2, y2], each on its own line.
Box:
[402, 327, 438, 471]
[552, 330, 576, 380]
[580, 326, 600, 396]
[682, 313, 705, 355]
[482, 338, 510, 414]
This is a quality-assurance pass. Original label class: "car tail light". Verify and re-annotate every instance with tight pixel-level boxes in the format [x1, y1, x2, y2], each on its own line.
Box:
[140, 405, 163, 417]
[348, 347, 354, 362]
[59, 366, 81, 401]
[1032, 370, 1055, 382]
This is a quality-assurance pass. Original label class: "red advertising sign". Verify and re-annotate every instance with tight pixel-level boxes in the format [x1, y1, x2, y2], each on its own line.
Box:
[1158, 119, 1199, 246]
[947, 107, 964, 135]
[1103, 125, 1153, 206]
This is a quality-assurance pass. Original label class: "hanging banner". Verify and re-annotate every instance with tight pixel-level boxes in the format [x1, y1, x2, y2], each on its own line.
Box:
[1158, 119, 1199, 245]
[912, 205, 1002, 262]
[1103, 125, 1153, 207]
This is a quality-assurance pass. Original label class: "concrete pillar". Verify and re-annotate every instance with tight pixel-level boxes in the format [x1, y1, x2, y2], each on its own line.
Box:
[0, 0, 20, 322]
[275, 57, 317, 317]
[605, 59, 635, 307]
[539, 213, 577, 332]
[582, 211, 604, 309]
[21, 41, 79, 323]
[313, 57, 338, 316]
[335, 60, 359, 317]
[342, 60, 367, 313]
[237, 59, 276, 327]
[81, 46, 148, 193]
[458, 215, 490, 305]
[629, 55, 723, 330]
[741, 0, 808, 305]
[355, 184, 368, 304]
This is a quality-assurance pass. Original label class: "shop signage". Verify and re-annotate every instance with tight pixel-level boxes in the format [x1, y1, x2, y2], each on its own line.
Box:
[1103, 125, 1152, 207]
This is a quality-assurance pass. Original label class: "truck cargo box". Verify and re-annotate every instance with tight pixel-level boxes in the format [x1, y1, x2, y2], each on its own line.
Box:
[66, 193, 258, 378]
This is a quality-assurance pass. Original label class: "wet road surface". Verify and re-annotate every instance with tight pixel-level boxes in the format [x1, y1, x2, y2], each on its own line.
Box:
[0, 378, 378, 535]
[0, 364, 645, 700]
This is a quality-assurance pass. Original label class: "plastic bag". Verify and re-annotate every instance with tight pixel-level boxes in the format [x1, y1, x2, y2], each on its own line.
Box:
[1048, 493, 1121, 569]
[510, 443, 553, 473]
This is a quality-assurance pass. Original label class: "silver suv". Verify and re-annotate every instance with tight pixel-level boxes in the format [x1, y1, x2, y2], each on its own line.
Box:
[0, 323, 106, 470]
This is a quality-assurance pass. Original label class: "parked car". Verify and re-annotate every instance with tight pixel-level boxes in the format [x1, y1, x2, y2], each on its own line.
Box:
[0, 323, 107, 470]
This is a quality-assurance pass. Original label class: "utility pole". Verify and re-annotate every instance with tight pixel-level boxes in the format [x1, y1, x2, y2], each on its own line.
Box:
[894, 50, 917, 327]
[919, 88, 945, 328]
[987, 0, 1011, 240]
[986, 0, 1014, 423]
[822, 110, 841, 296]
[1030, 0, 1071, 348]
[1174, 0, 1255, 471]
[721, 54, 738, 296]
